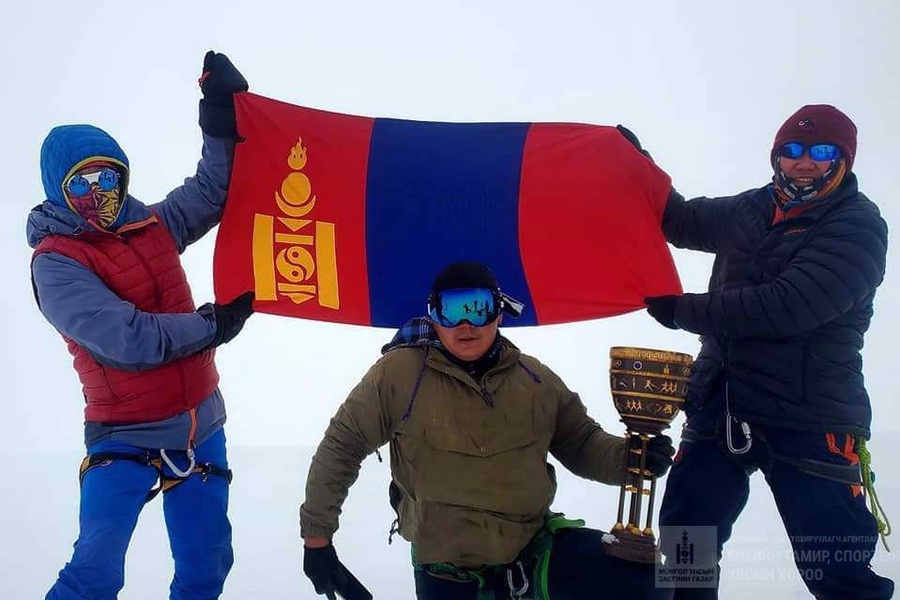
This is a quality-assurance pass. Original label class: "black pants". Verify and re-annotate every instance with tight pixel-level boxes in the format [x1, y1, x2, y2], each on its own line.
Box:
[659, 397, 894, 600]
[413, 528, 672, 600]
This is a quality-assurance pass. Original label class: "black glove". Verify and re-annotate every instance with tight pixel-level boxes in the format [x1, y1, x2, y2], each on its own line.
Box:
[198, 50, 249, 139]
[201, 291, 254, 348]
[616, 124, 653, 160]
[645, 435, 675, 477]
[303, 544, 373, 600]
[644, 295, 678, 329]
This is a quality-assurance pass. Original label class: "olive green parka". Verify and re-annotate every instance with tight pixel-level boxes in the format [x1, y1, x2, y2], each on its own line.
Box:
[300, 326, 625, 568]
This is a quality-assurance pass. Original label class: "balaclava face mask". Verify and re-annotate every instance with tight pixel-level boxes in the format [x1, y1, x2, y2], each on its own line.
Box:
[771, 154, 847, 210]
[40, 124, 130, 230]
[62, 159, 127, 228]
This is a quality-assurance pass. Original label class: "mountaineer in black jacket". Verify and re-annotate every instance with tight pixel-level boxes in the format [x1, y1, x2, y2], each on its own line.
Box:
[637, 105, 893, 599]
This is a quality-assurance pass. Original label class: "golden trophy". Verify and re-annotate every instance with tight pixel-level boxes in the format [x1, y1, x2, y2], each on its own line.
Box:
[604, 346, 694, 563]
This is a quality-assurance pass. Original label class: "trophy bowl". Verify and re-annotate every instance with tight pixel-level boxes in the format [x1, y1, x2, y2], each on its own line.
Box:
[609, 346, 694, 435]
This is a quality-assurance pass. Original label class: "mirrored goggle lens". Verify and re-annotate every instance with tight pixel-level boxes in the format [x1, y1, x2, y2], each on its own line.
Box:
[65, 168, 120, 197]
[777, 142, 841, 162]
[808, 144, 841, 161]
[777, 142, 805, 159]
[429, 288, 498, 327]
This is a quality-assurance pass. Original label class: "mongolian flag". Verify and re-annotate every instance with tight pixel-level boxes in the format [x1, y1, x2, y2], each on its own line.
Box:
[213, 92, 681, 327]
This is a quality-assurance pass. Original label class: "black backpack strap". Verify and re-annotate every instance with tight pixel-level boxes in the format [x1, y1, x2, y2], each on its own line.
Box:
[387, 480, 402, 544]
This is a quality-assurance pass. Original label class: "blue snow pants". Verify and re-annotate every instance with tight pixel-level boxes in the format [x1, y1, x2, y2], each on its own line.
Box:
[659, 391, 894, 600]
[46, 428, 233, 600]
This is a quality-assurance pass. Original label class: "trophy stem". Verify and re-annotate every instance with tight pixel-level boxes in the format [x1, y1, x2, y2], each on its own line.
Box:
[614, 437, 629, 531]
[628, 434, 649, 531]
[644, 475, 657, 536]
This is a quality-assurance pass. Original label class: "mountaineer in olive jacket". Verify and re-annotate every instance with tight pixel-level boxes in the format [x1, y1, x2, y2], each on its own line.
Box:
[639, 105, 894, 600]
[300, 262, 676, 600]
[303, 327, 623, 565]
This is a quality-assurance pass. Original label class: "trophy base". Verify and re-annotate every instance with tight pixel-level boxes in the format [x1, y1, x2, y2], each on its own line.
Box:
[602, 530, 661, 564]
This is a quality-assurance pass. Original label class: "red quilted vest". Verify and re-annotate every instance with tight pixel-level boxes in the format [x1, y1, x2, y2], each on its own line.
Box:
[33, 218, 220, 423]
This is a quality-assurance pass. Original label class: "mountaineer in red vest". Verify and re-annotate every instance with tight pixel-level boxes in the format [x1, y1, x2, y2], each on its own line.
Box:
[27, 51, 254, 600]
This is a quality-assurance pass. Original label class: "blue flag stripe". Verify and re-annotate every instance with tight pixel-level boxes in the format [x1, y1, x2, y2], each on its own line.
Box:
[365, 118, 536, 327]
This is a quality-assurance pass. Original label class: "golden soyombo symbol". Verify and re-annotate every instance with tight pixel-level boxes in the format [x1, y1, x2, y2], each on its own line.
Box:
[604, 346, 694, 563]
[251, 137, 340, 308]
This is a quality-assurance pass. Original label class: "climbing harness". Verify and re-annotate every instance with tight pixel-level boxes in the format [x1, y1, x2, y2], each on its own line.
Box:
[685, 384, 891, 553]
[753, 430, 863, 486]
[753, 430, 891, 551]
[78, 450, 232, 503]
[412, 512, 584, 600]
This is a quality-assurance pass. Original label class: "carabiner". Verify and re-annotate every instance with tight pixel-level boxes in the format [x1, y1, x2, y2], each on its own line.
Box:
[724, 384, 752, 455]
[506, 560, 529, 599]
[160, 447, 196, 479]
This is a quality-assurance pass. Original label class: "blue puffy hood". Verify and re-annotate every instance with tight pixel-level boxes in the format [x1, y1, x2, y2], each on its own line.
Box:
[40, 124, 130, 207]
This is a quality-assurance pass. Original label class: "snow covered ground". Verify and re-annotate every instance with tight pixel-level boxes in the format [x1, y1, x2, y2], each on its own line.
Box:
[4, 2, 899, 599]
[4, 441, 897, 599]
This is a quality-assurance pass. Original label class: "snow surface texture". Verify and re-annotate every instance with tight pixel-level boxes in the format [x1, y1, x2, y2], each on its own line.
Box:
[4, 444, 897, 598]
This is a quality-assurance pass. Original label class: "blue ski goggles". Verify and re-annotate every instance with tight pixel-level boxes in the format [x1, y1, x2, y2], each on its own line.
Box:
[776, 142, 841, 162]
[428, 287, 501, 328]
[65, 167, 121, 197]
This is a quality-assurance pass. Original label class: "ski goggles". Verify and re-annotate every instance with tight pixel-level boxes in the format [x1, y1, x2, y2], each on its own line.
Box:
[428, 287, 501, 328]
[776, 142, 841, 162]
[65, 167, 121, 197]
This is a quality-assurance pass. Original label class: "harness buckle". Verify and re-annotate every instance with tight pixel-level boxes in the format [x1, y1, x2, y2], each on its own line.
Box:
[506, 560, 529, 599]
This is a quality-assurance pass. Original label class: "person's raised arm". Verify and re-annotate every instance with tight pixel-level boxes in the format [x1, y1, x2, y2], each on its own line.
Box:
[153, 50, 249, 253]
[656, 205, 887, 339]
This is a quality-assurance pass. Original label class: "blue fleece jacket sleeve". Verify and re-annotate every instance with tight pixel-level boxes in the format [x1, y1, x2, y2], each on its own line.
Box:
[152, 134, 235, 254]
[32, 253, 217, 371]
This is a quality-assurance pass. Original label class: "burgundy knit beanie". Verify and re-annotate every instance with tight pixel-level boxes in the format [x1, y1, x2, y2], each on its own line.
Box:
[772, 105, 857, 170]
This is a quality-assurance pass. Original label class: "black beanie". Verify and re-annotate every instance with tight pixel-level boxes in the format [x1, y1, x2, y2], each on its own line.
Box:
[430, 262, 499, 295]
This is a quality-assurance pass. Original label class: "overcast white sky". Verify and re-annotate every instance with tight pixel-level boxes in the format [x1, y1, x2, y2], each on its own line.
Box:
[2, 1, 899, 598]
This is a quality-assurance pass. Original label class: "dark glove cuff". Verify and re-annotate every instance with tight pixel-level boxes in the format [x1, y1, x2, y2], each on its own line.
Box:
[197, 303, 215, 320]
[616, 124, 653, 160]
[668, 300, 679, 328]
[646, 296, 679, 329]
[199, 99, 238, 139]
